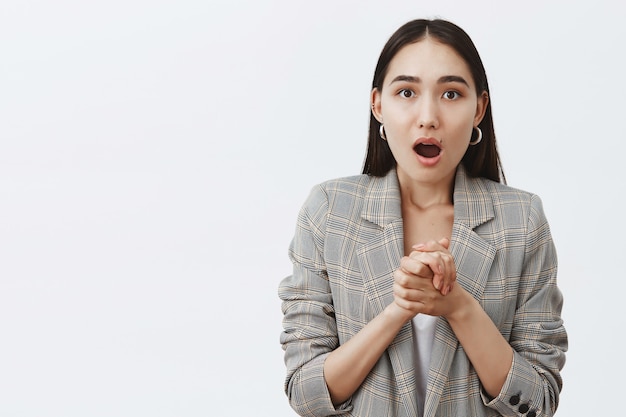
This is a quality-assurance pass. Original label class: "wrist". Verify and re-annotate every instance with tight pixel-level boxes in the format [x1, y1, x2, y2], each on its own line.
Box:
[383, 302, 414, 325]
[444, 287, 479, 324]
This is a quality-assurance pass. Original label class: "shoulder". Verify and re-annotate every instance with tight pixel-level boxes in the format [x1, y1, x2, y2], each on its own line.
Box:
[463, 173, 541, 207]
[469, 176, 550, 229]
[456, 165, 536, 209]
[304, 174, 375, 210]
[293, 174, 375, 248]
[317, 174, 373, 196]
[487, 180, 547, 214]
[463, 173, 533, 201]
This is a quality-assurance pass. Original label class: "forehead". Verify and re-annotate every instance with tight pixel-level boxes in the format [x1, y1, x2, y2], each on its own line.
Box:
[384, 39, 474, 87]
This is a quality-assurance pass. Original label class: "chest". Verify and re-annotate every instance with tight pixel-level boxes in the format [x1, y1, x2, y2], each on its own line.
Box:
[402, 205, 453, 255]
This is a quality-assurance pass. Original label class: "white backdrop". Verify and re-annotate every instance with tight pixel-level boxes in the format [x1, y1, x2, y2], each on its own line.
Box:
[1, 1, 623, 416]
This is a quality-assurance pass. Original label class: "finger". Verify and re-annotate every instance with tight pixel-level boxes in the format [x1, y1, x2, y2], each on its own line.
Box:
[424, 250, 454, 294]
[408, 242, 445, 289]
[403, 252, 446, 290]
[439, 252, 457, 295]
[432, 260, 445, 292]
[411, 239, 455, 295]
[394, 266, 433, 291]
[399, 256, 434, 280]
[436, 238, 456, 295]
[393, 282, 438, 315]
[420, 251, 446, 289]
[393, 280, 424, 303]
[412, 239, 446, 253]
[394, 282, 442, 316]
[392, 294, 422, 316]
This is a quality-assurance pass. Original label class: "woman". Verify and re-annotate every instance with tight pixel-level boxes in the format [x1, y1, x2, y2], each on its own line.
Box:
[279, 19, 567, 417]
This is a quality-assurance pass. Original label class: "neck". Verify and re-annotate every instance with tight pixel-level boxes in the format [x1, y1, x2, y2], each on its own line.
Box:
[396, 169, 455, 210]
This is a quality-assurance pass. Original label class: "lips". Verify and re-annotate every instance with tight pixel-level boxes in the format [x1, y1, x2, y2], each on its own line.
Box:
[413, 138, 442, 158]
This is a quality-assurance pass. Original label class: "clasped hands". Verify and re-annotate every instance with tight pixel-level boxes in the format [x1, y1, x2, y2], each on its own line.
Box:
[392, 238, 463, 320]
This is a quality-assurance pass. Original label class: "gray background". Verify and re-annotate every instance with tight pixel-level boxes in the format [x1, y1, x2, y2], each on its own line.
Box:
[1, 0, 623, 416]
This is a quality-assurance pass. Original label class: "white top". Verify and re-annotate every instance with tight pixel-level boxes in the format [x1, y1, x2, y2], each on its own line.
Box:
[411, 314, 438, 416]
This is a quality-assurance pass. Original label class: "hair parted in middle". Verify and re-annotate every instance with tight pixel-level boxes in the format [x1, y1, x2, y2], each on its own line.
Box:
[362, 19, 505, 184]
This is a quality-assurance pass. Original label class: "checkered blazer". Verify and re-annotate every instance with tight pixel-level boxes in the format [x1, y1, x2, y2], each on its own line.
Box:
[279, 165, 567, 417]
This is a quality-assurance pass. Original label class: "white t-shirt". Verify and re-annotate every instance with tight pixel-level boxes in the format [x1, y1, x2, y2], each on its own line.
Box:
[411, 314, 437, 416]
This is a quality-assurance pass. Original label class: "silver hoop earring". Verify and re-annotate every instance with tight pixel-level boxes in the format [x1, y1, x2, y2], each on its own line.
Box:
[469, 126, 482, 145]
[379, 124, 387, 141]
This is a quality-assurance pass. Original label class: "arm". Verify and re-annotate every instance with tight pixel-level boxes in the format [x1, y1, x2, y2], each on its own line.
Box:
[323, 302, 409, 405]
[486, 195, 567, 416]
[279, 185, 342, 416]
[279, 185, 410, 414]
[444, 289, 514, 397]
[279, 185, 420, 413]
[394, 241, 513, 397]
[395, 195, 567, 416]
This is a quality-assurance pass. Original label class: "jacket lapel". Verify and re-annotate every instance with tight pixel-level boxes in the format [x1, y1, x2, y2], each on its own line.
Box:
[356, 171, 419, 415]
[357, 170, 403, 317]
[424, 166, 497, 417]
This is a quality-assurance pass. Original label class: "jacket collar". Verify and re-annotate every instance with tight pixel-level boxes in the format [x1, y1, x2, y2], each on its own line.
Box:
[361, 164, 495, 229]
[361, 168, 403, 227]
[452, 164, 495, 229]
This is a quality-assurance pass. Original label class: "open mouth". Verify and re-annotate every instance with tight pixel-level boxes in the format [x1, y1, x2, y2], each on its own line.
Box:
[414, 143, 441, 158]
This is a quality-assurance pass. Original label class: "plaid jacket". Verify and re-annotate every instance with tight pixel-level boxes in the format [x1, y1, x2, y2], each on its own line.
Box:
[279, 165, 567, 417]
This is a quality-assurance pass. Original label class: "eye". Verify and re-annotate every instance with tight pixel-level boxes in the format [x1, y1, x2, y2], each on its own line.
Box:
[398, 89, 415, 98]
[443, 90, 461, 100]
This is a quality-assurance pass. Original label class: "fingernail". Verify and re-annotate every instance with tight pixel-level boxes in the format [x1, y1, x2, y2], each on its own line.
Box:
[413, 243, 425, 250]
[434, 279, 441, 290]
[443, 285, 451, 295]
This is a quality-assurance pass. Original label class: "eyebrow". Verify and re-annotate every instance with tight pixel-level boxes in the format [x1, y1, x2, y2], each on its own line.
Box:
[390, 75, 469, 87]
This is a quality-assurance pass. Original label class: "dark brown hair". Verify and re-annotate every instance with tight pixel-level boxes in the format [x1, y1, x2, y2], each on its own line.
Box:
[362, 19, 505, 183]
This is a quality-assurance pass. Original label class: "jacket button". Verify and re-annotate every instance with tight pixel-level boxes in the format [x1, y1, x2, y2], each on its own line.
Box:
[519, 403, 529, 413]
[527, 411, 536, 417]
[509, 395, 520, 405]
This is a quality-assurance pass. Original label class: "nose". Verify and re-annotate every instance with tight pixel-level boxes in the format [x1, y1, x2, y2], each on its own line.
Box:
[417, 97, 439, 129]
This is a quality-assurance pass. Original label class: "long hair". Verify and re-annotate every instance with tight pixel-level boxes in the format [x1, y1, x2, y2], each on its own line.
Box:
[362, 19, 505, 183]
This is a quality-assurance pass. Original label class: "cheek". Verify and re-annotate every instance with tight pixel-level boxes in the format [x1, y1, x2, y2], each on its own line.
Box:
[385, 137, 404, 158]
[378, 112, 405, 140]
[451, 129, 473, 150]
[380, 96, 412, 121]
[447, 111, 476, 139]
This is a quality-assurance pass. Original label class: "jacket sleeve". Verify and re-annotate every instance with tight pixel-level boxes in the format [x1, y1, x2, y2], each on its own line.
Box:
[278, 185, 352, 416]
[484, 194, 568, 417]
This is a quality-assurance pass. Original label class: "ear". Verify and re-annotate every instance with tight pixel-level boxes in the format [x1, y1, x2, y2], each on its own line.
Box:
[474, 91, 489, 126]
[371, 87, 383, 123]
